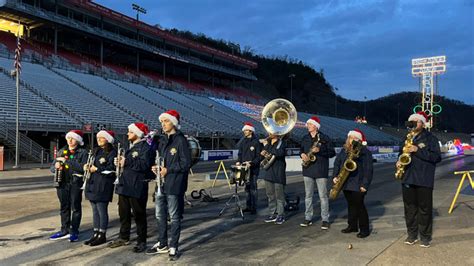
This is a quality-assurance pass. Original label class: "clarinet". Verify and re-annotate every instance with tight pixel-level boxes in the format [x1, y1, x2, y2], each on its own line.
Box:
[155, 150, 165, 196]
[53, 146, 63, 188]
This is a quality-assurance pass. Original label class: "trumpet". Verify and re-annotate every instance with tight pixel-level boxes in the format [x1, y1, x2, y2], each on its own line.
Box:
[154, 150, 165, 196]
[395, 130, 416, 180]
[114, 143, 124, 185]
[329, 140, 361, 200]
[260, 98, 297, 169]
[81, 150, 95, 190]
[302, 133, 321, 168]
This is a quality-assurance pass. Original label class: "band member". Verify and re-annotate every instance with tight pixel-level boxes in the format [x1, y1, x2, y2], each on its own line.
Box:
[109, 122, 153, 253]
[236, 122, 262, 214]
[146, 110, 191, 261]
[398, 112, 441, 248]
[333, 129, 373, 238]
[300, 116, 335, 229]
[83, 130, 117, 246]
[261, 134, 287, 225]
[49, 130, 88, 242]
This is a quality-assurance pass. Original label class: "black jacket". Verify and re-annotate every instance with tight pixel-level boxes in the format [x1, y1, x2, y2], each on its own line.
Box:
[115, 139, 154, 199]
[333, 146, 373, 192]
[50, 145, 88, 186]
[401, 129, 441, 188]
[237, 135, 262, 176]
[261, 139, 287, 185]
[300, 132, 336, 179]
[157, 131, 192, 195]
[85, 146, 117, 202]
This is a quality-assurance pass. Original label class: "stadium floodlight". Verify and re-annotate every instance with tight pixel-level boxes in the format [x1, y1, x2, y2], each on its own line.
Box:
[289, 74, 295, 102]
[411, 56, 446, 129]
[132, 3, 147, 21]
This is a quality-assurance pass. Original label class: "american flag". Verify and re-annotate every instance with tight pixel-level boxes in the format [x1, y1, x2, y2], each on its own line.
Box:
[14, 36, 21, 73]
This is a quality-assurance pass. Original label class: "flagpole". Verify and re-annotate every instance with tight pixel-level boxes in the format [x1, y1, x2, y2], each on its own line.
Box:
[14, 30, 20, 168]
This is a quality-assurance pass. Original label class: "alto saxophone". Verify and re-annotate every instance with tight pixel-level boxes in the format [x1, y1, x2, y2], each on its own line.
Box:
[395, 131, 416, 180]
[302, 133, 321, 168]
[329, 141, 361, 200]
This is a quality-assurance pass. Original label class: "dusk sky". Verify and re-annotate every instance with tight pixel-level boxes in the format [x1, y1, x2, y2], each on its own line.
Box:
[97, 0, 474, 104]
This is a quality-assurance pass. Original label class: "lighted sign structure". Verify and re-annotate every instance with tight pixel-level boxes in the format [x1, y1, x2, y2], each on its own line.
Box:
[0, 19, 24, 37]
[411, 55, 446, 129]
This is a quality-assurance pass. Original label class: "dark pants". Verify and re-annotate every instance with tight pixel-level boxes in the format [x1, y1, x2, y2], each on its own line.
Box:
[402, 184, 433, 242]
[56, 181, 83, 234]
[343, 190, 369, 233]
[90, 201, 109, 232]
[118, 195, 148, 244]
[245, 173, 258, 210]
[155, 193, 184, 249]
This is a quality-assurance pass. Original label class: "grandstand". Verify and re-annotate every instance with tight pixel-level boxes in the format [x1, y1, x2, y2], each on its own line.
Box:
[0, 0, 400, 163]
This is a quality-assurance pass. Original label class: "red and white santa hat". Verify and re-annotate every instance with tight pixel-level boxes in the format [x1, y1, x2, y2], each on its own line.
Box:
[96, 130, 115, 144]
[159, 109, 181, 129]
[242, 122, 255, 132]
[65, 129, 84, 146]
[408, 111, 429, 126]
[348, 129, 367, 145]
[128, 122, 149, 138]
[306, 116, 321, 129]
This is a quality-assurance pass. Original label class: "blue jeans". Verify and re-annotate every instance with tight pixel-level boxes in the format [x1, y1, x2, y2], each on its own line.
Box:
[303, 177, 329, 222]
[90, 201, 109, 232]
[155, 193, 184, 249]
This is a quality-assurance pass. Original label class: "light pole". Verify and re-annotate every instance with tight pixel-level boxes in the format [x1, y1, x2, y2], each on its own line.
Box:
[364, 96, 367, 118]
[132, 3, 147, 21]
[397, 103, 400, 131]
[289, 74, 295, 102]
[334, 87, 339, 117]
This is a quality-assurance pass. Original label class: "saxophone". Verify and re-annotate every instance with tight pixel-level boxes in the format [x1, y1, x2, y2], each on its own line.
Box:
[395, 131, 416, 180]
[302, 133, 321, 168]
[329, 140, 362, 200]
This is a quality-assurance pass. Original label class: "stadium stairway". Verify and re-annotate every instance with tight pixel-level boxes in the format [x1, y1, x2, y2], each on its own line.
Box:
[0, 120, 47, 163]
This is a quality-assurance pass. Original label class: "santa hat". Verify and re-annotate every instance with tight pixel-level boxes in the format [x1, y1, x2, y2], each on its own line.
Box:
[348, 129, 367, 145]
[306, 116, 321, 129]
[65, 130, 84, 146]
[96, 130, 115, 144]
[408, 111, 429, 126]
[242, 122, 255, 132]
[128, 122, 149, 138]
[159, 110, 181, 129]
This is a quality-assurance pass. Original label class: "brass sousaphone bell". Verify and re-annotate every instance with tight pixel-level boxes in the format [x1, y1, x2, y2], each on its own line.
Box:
[260, 98, 297, 169]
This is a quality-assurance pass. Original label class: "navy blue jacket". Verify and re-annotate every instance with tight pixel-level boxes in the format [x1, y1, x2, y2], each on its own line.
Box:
[333, 146, 373, 192]
[401, 129, 441, 188]
[237, 135, 262, 176]
[85, 146, 117, 202]
[157, 131, 192, 195]
[261, 139, 287, 185]
[50, 146, 88, 186]
[300, 132, 336, 179]
[115, 139, 154, 199]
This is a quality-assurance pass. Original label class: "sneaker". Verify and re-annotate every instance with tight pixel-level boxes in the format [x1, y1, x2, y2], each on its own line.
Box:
[264, 215, 278, 223]
[321, 221, 330, 230]
[146, 242, 170, 255]
[404, 237, 418, 245]
[275, 215, 285, 225]
[300, 220, 313, 227]
[420, 241, 431, 248]
[69, 233, 79, 242]
[49, 231, 70, 241]
[133, 242, 147, 253]
[169, 247, 178, 261]
[108, 238, 131, 248]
